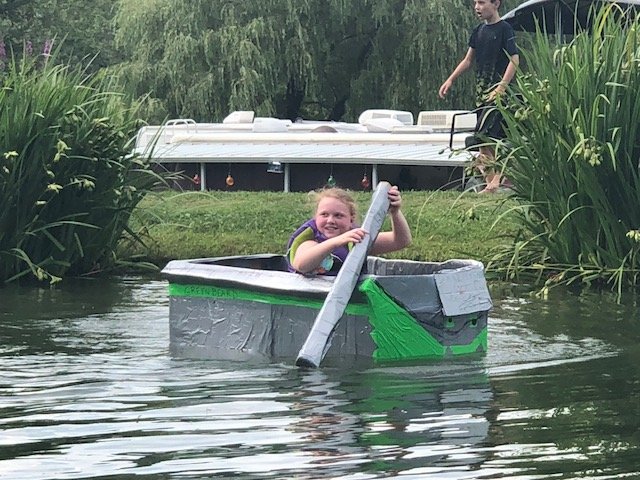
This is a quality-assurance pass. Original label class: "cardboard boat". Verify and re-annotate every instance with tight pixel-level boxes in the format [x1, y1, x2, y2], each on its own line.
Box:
[162, 254, 492, 363]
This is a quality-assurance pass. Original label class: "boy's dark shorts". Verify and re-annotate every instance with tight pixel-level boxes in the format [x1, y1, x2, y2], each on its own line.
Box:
[466, 105, 505, 149]
[476, 105, 505, 140]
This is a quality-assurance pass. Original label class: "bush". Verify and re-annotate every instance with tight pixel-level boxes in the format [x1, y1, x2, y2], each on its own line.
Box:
[0, 51, 170, 284]
[494, 5, 640, 294]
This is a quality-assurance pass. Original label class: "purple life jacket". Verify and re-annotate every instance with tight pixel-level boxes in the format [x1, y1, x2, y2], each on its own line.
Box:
[286, 219, 352, 275]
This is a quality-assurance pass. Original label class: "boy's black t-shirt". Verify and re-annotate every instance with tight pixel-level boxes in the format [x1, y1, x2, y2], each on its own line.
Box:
[469, 20, 518, 105]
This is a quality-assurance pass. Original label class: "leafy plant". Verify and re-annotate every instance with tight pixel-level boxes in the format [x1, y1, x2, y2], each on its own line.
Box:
[492, 4, 640, 295]
[0, 49, 174, 284]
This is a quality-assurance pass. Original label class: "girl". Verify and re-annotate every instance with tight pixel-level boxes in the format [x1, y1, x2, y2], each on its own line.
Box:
[287, 186, 411, 275]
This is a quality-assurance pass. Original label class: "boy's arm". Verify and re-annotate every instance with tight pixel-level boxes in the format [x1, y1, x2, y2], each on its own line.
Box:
[488, 53, 520, 101]
[439, 47, 475, 98]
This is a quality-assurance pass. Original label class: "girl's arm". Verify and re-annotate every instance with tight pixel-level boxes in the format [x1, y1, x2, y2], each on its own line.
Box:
[369, 187, 412, 255]
[291, 228, 367, 273]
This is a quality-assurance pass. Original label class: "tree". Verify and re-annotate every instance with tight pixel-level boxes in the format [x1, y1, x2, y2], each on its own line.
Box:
[114, 0, 477, 122]
[0, 0, 121, 71]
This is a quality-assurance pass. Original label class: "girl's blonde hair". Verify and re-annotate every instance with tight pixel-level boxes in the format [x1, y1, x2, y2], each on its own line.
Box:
[310, 187, 358, 219]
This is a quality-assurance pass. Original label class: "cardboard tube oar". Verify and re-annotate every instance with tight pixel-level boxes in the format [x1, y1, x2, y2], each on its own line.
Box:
[295, 181, 391, 368]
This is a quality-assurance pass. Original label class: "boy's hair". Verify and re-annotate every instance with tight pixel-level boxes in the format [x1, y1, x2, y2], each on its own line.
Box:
[311, 187, 358, 219]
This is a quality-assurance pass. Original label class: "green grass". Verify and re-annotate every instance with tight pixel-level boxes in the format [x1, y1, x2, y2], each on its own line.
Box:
[122, 189, 519, 274]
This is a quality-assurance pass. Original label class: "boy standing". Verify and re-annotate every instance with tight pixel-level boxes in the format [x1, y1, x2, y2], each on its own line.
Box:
[439, 0, 519, 193]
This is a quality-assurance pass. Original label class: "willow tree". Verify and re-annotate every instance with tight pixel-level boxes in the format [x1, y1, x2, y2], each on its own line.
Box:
[114, 0, 476, 122]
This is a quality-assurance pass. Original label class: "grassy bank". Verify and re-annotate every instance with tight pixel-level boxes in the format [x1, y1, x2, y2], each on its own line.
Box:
[124, 190, 519, 273]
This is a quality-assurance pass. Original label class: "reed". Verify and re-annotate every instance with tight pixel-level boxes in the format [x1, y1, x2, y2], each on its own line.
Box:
[493, 5, 640, 294]
[0, 52, 171, 284]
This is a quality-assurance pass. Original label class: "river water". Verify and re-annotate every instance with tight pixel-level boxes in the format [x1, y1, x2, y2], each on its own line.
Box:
[1, 276, 639, 479]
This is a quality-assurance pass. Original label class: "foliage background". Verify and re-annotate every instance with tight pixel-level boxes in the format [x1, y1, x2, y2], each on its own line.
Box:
[494, 5, 640, 293]
[2, 0, 529, 123]
[125, 190, 517, 270]
[0, 52, 176, 284]
[0, 0, 122, 71]
[113, 0, 477, 122]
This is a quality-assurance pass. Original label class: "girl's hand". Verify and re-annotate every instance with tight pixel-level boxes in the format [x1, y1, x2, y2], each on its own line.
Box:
[388, 186, 402, 212]
[335, 227, 367, 246]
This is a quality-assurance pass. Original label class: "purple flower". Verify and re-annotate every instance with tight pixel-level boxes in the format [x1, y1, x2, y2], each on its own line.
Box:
[43, 39, 53, 56]
[26, 40, 33, 55]
[0, 40, 6, 60]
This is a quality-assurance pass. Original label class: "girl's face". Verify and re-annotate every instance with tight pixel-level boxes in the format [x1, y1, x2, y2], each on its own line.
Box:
[315, 197, 354, 238]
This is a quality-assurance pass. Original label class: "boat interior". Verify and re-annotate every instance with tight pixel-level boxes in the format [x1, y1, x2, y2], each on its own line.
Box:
[190, 254, 481, 277]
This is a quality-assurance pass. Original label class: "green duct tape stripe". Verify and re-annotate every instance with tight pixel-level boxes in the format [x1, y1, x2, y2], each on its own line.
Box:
[359, 278, 487, 360]
[449, 327, 487, 355]
[359, 278, 446, 360]
[168, 282, 371, 316]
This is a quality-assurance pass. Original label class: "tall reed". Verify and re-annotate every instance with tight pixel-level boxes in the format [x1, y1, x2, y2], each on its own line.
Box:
[493, 5, 640, 294]
[0, 52, 170, 284]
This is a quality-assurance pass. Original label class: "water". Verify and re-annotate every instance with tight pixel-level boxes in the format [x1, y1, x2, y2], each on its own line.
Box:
[1, 277, 639, 479]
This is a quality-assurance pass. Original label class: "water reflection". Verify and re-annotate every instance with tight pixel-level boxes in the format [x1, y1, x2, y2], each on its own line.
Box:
[0, 276, 162, 356]
[0, 278, 639, 478]
[280, 363, 493, 477]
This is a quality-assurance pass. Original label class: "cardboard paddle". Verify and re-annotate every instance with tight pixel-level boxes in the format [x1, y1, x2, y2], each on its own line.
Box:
[295, 181, 391, 368]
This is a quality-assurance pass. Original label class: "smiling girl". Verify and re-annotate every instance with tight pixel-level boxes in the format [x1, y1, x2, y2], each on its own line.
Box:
[287, 186, 411, 275]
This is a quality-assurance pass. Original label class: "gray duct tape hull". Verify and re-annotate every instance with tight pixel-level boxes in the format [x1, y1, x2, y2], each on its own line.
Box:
[168, 298, 376, 360]
[162, 255, 492, 362]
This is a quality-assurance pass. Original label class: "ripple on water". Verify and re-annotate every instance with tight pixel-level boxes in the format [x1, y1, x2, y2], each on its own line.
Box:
[1, 277, 639, 479]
